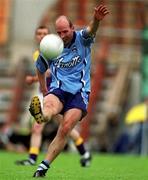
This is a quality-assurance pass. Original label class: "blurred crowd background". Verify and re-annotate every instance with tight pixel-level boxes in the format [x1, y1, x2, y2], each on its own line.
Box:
[0, 0, 148, 156]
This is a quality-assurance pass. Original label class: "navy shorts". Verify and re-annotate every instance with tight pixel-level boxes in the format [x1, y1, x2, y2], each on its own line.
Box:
[48, 88, 90, 119]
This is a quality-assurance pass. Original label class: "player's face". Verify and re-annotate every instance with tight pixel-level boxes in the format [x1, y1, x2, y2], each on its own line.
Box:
[56, 22, 74, 46]
[35, 28, 49, 44]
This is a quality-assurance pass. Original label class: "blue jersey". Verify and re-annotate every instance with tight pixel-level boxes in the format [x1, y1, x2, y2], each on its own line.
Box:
[36, 29, 94, 94]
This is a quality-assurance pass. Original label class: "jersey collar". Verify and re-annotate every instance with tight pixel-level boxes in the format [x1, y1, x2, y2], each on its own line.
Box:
[65, 31, 76, 49]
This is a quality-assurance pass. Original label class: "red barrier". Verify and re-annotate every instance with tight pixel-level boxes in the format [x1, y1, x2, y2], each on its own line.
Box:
[80, 40, 109, 141]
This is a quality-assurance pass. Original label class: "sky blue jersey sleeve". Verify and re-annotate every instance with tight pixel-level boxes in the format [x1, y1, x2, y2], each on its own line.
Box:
[80, 28, 95, 46]
[35, 54, 49, 74]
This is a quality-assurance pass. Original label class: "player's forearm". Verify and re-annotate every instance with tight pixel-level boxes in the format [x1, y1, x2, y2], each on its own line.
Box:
[86, 4, 109, 37]
[36, 69, 48, 95]
[86, 18, 100, 37]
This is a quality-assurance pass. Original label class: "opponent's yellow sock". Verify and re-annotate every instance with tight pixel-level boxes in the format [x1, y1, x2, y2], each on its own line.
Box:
[29, 147, 39, 162]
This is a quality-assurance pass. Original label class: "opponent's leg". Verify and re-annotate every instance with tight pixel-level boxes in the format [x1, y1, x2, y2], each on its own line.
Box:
[16, 122, 45, 165]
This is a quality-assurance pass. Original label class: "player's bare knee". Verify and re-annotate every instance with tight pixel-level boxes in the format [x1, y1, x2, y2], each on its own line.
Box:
[42, 112, 51, 122]
[42, 107, 53, 122]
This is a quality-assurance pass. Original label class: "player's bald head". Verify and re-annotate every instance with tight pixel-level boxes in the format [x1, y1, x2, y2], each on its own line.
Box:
[55, 15, 74, 46]
[55, 15, 73, 29]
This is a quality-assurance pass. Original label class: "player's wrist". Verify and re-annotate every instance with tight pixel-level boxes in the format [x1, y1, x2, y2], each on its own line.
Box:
[93, 14, 101, 22]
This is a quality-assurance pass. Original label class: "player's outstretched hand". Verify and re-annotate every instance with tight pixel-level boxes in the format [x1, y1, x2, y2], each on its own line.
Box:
[94, 4, 109, 21]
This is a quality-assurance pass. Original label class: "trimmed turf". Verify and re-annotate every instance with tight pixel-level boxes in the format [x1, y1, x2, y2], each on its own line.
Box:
[0, 150, 148, 180]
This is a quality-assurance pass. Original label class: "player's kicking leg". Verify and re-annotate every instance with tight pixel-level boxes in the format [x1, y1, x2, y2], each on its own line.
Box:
[29, 96, 45, 124]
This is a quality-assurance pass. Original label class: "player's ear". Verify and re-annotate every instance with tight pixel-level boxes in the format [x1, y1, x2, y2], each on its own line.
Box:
[71, 24, 75, 31]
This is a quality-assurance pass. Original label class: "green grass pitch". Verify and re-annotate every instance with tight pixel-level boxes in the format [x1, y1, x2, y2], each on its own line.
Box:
[0, 150, 148, 180]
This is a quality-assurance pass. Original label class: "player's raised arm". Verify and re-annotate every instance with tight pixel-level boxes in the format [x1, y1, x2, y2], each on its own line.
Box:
[86, 4, 109, 37]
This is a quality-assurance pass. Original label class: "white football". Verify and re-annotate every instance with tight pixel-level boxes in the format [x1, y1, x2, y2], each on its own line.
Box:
[40, 34, 64, 60]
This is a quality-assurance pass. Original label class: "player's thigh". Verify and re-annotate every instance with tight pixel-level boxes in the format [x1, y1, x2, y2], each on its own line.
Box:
[43, 94, 63, 114]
